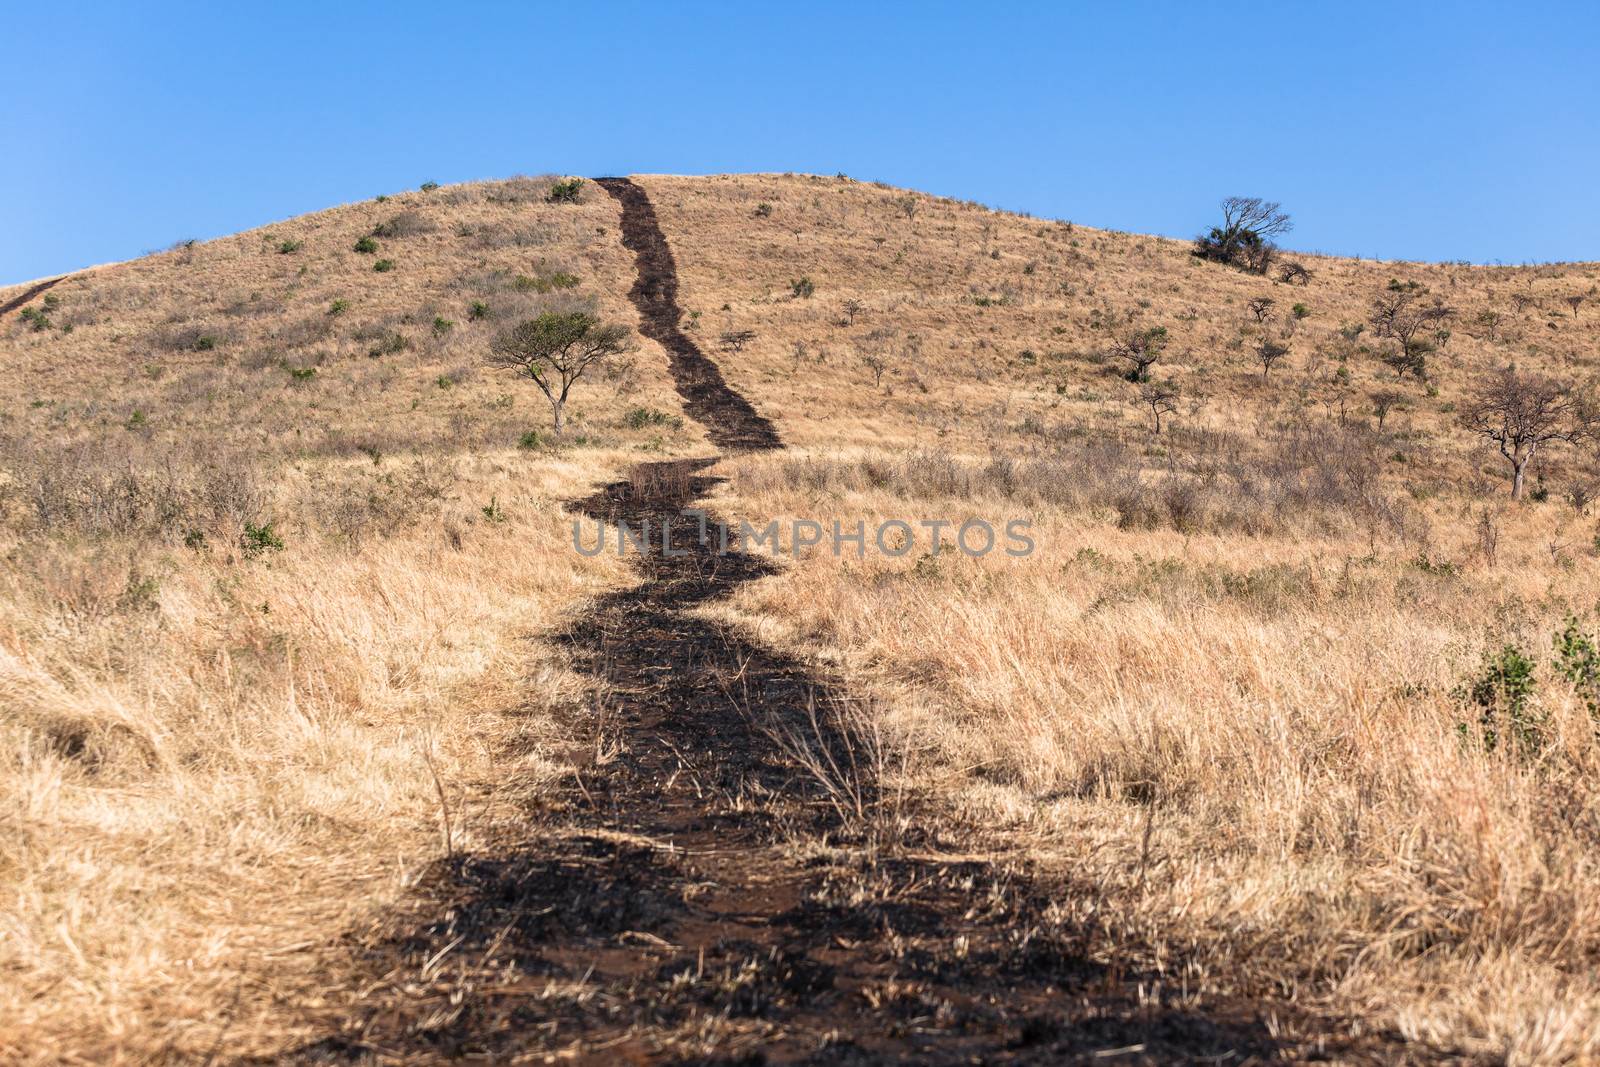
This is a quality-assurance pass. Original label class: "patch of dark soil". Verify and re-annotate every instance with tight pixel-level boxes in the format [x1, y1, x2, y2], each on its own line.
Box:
[278, 180, 1449, 1066]
[595, 176, 781, 453]
[0, 275, 67, 319]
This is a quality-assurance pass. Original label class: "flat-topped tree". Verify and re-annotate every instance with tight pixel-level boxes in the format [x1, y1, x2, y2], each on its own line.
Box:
[1462, 365, 1581, 499]
[1108, 324, 1169, 382]
[487, 311, 631, 435]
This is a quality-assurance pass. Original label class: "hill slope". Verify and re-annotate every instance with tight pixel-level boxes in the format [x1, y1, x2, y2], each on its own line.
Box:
[4, 173, 1600, 1062]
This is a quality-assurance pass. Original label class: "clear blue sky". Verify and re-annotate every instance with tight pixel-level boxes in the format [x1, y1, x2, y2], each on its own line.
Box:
[4, 1, 1597, 284]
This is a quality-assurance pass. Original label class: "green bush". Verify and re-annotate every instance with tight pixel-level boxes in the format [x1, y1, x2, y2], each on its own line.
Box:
[518, 429, 543, 450]
[277, 239, 302, 254]
[790, 277, 816, 299]
[468, 300, 489, 321]
[433, 316, 454, 335]
[241, 521, 286, 558]
[288, 366, 317, 381]
[1554, 618, 1600, 722]
[1457, 644, 1541, 756]
[354, 236, 379, 254]
[329, 299, 349, 315]
[546, 178, 583, 204]
[420, 181, 440, 193]
[366, 332, 408, 358]
[373, 258, 395, 272]
[626, 406, 682, 430]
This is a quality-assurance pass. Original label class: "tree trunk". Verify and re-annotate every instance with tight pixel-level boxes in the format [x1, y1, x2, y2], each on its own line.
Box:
[550, 397, 566, 436]
[1511, 458, 1526, 499]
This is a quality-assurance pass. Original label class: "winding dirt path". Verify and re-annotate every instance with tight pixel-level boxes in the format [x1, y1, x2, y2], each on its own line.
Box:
[284, 179, 1436, 1065]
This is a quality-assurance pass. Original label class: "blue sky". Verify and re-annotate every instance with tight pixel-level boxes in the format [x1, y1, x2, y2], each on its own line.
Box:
[3, 1, 1596, 284]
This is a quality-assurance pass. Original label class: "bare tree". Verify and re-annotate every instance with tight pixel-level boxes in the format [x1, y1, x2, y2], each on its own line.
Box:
[1566, 295, 1585, 318]
[1256, 338, 1291, 380]
[1461, 365, 1581, 499]
[1193, 197, 1292, 274]
[1108, 324, 1169, 382]
[1247, 296, 1275, 323]
[487, 311, 631, 435]
[896, 195, 918, 221]
[842, 299, 864, 326]
[1137, 382, 1180, 434]
[719, 329, 756, 352]
[862, 352, 889, 388]
[1510, 293, 1536, 315]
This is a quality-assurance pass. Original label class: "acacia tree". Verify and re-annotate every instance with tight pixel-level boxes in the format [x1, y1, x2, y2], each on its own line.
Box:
[1137, 382, 1180, 434]
[1370, 389, 1406, 430]
[1108, 324, 1169, 381]
[487, 311, 631, 434]
[1193, 197, 1292, 274]
[1370, 286, 1451, 378]
[1256, 338, 1291, 379]
[1248, 296, 1275, 323]
[1461, 365, 1581, 499]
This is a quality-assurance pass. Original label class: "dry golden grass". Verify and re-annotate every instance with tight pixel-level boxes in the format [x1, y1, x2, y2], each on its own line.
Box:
[4, 171, 1600, 1061]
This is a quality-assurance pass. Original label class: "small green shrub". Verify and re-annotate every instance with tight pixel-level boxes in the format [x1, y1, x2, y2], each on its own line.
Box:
[481, 497, 507, 523]
[366, 332, 408, 358]
[241, 521, 286, 559]
[1554, 618, 1600, 722]
[354, 236, 379, 254]
[289, 366, 318, 381]
[547, 178, 583, 204]
[433, 316, 454, 335]
[790, 277, 816, 299]
[626, 406, 682, 430]
[513, 270, 580, 293]
[420, 181, 440, 193]
[1457, 644, 1541, 756]
[518, 429, 543, 450]
[468, 301, 489, 321]
[1292, 303, 1311, 319]
[193, 335, 218, 351]
[753, 202, 773, 218]
[373, 258, 395, 272]
[277, 239, 302, 254]
[329, 299, 349, 315]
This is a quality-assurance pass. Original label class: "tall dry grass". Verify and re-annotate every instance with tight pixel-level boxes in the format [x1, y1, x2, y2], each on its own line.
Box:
[713, 441, 1600, 1062]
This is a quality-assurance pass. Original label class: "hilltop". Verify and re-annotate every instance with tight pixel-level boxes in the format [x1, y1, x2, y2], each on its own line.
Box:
[4, 173, 1600, 1063]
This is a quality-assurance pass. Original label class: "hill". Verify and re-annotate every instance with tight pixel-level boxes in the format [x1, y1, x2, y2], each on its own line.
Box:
[3, 173, 1600, 1062]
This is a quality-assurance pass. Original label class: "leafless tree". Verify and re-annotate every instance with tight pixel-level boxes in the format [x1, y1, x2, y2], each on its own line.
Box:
[1137, 382, 1180, 434]
[487, 311, 631, 435]
[1108, 324, 1169, 382]
[719, 329, 756, 352]
[842, 299, 864, 326]
[1510, 293, 1536, 315]
[1256, 338, 1291, 380]
[862, 352, 889, 388]
[1461, 365, 1581, 499]
[1248, 296, 1275, 323]
[896, 195, 918, 221]
[1567, 295, 1585, 318]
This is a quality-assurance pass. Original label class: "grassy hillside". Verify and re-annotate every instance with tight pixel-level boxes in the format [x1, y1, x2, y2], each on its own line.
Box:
[4, 172, 1600, 1061]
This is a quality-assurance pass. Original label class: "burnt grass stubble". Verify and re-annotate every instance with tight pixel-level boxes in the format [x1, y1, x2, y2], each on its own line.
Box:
[285, 180, 1443, 1064]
